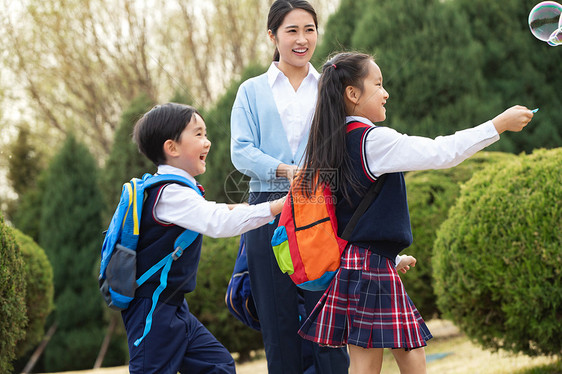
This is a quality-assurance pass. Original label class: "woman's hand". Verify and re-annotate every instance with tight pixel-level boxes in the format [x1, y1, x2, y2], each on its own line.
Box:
[276, 163, 299, 181]
[492, 105, 534, 134]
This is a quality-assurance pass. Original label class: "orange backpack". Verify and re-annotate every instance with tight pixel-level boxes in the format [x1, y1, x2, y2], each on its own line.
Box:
[271, 173, 386, 291]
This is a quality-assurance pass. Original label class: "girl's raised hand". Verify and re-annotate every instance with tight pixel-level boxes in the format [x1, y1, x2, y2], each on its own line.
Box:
[492, 105, 535, 134]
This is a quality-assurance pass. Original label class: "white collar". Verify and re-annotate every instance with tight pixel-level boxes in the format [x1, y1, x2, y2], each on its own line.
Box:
[346, 115, 376, 127]
[267, 61, 320, 88]
[157, 164, 197, 185]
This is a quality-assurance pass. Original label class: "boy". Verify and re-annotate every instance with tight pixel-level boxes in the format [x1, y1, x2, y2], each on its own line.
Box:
[123, 103, 285, 373]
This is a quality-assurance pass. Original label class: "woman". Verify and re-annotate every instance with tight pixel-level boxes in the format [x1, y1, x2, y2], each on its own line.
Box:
[230, 1, 349, 373]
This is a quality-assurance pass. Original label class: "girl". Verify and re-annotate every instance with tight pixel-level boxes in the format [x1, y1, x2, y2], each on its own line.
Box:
[296, 52, 534, 374]
[230, 1, 349, 373]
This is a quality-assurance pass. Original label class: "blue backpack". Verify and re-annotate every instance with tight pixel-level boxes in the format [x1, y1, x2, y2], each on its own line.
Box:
[99, 173, 203, 346]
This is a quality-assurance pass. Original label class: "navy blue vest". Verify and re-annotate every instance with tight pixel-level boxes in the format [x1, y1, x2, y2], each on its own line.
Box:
[335, 122, 413, 260]
[135, 184, 203, 305]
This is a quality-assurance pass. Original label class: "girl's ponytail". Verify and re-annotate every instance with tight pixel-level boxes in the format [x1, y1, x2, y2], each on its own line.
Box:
[299, 52, 373, 201]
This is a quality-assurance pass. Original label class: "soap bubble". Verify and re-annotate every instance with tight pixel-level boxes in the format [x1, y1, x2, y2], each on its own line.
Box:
[528, 1, 562, 46]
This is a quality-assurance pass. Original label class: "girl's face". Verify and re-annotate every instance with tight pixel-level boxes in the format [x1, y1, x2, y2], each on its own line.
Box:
[269, 8, 317, 72]
[347, 61, 389, 123]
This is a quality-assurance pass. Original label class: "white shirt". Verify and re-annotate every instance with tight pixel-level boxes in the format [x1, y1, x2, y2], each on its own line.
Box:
[268, 62, 320, 155]
[154, 165, 275, 238]
[346, 116, 500, 177]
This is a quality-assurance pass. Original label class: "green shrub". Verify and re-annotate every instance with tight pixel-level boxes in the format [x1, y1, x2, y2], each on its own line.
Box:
[0, 215, 27, 372]
[11, 229, 54, 358]
[185, 236, 263, 362]
[403, 152, 516, 318]
[433, 148, 562, 356]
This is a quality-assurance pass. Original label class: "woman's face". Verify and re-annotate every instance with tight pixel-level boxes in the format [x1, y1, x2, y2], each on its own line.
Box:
[269, 8, 317, 71]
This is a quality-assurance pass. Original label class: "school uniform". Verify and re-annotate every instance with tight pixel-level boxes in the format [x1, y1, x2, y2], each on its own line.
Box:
[299, 117, 500, 349]
[122, 165, 275, 374]
[231, 62, 349, 373]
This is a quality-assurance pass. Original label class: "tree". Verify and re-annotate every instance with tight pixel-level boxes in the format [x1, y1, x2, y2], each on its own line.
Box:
[38, 135, 108, 371]
[5, 124, 45, 224]
[101, 93, 155, 222]
[316, 0, 560, 154]
[198, 64, 267, 203]
[0, 0, 340, 159]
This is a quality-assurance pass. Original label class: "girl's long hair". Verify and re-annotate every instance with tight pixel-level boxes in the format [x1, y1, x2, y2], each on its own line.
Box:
[267, 0, 318, 61]
[297, 52, 373, 202]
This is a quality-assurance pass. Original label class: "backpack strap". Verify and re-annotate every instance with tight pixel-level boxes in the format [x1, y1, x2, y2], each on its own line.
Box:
[132, 173, 202, 347]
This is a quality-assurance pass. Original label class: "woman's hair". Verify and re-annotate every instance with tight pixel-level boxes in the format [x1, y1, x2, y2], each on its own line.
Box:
[133, 103, 202, 166]
[267, 0, 318, 62]
[298, 52, 374, 201]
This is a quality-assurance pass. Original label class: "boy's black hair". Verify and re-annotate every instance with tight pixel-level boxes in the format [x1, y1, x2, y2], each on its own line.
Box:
[268, 0, 318, 62]
[133, 103, 202, 166]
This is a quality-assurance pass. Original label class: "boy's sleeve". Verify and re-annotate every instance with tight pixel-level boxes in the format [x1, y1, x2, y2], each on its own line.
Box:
[155, 184, 275, 238]
[230, 84, 282, 181]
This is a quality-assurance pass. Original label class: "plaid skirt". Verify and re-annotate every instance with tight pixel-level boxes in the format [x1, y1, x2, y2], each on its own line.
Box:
[298, 244, 432, 349]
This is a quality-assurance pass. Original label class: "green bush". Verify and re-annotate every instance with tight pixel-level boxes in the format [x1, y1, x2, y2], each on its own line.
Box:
[0, 215, 27, 372]
[403, 152, 516, 318]
[433, 148, 562, 356]
[11, 229, 54, 358]
[185, 236, 263, 362]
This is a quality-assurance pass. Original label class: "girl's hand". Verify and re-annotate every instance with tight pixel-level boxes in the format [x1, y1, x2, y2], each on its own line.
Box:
[492, 105, 534, 134]
[396, 255, 417, 274]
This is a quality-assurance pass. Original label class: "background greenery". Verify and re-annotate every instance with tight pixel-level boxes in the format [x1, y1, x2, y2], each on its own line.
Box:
[434, 148, 562, 356]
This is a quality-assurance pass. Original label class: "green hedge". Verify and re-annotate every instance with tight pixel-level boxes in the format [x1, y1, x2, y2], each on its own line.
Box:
[185, 236, 263, 362]
[0, 215, 26, 372]
[433, 148, 562, 356]
[11, 229, 54, 358]
[402, 152, 516, 318]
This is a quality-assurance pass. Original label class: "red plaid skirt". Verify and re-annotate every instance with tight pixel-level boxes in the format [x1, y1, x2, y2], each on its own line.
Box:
[298, 244, 432, 349]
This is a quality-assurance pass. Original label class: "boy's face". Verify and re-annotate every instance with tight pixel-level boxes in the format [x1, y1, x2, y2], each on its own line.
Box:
[168, 113, 211, 177]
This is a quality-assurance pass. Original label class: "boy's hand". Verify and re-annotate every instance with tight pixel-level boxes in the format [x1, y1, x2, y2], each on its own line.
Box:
[492, 105, 534, 134]
[396, 255, 417, 274]
[269, 195, 287, 216]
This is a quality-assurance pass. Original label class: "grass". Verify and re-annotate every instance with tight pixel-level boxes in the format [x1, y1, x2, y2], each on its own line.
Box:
[378, 320, 560, 374]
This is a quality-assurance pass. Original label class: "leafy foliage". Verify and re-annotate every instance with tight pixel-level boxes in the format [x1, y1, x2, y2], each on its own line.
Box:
[101, 93, 155, 224]
[403, 152, 516, 318]
[11, 228, 54, 359]
[314, 0, 561, 153]
[185, 236, 263, 362]
[0, 214, 26, 372]
[38, 135, 106, 371]
[433, 148, 562, 356]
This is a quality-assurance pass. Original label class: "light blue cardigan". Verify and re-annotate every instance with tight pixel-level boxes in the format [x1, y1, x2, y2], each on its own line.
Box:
[230, 73, 310, 192]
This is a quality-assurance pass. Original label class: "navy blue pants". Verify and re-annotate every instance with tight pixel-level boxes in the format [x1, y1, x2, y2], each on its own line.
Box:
[122, 297, 235, 374]
[247, 192, 349, 374]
